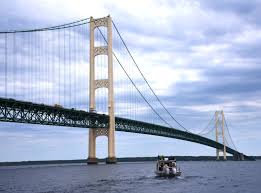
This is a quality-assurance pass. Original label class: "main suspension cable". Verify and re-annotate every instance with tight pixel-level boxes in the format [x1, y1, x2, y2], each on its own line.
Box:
[112, 20, 189, 132]
[97, 27, 173, 128]
[197, 113, 215, 135]
[224, 116, 237, 150]
[0, 18, 90, 34]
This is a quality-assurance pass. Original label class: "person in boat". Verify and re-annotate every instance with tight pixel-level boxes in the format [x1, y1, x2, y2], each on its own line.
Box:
[158, 155, 164, 160]
[172, 166, 177, 174]
[169, 162, 173, 173]
[163, 163, 170, 174]
[170, 161, 177, 174]
[159, 163, 163, 171]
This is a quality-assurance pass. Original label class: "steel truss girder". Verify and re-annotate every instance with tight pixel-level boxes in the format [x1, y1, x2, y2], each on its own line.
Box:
[0, 97, 251, 160]
[0, 98, 109, 128]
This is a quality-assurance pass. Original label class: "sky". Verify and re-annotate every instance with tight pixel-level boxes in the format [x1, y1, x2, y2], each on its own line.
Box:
[0, 0, 261, 161]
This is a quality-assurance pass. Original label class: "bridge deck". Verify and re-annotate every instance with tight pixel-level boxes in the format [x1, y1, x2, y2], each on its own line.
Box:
[0, 98, 253, 160]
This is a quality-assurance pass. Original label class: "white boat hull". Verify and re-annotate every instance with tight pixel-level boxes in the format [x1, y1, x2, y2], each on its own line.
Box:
[155, 171, 181, 177]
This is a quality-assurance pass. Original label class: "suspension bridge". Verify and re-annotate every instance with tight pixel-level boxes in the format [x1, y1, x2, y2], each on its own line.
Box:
[0, 16, 253, 163]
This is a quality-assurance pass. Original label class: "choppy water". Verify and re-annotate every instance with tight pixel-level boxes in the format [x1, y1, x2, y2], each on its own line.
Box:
[0, 161, 260, 193]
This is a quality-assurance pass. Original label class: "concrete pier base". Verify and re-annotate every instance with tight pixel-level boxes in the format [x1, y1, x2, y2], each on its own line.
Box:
[106, 157, 117, 164]
[233, 153, 245, 161]
[87, 157, 98, 164]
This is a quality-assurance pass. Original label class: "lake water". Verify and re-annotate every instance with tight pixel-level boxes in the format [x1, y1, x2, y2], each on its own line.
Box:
[0, 161, 260, 193]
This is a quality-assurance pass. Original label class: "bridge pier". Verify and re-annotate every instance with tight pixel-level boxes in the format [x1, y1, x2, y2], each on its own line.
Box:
[87, 16, 117, 164]
[87, 127, 117, 164]
[233, 153, 245, 161]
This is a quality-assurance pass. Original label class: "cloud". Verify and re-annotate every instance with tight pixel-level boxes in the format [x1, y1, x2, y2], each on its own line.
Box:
[0, 0, 261, 160]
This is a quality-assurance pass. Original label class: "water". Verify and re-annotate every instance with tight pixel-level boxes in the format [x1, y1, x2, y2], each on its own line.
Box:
[0, 161, 260, 193]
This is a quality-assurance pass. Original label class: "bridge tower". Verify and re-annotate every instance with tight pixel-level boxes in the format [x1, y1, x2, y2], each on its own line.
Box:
[215, 110, 227, 160]
[87, 16, 117, 164]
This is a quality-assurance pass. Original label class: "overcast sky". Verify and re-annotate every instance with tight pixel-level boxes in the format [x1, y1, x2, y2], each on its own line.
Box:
[0, 0, 261, 161]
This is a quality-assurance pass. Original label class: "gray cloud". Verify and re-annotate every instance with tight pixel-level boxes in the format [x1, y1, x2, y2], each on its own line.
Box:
[0, 0, 261, 160]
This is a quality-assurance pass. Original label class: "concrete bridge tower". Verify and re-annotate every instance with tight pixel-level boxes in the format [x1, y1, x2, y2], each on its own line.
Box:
[87, 16, 116, 164]
[215, 110, 227, 160]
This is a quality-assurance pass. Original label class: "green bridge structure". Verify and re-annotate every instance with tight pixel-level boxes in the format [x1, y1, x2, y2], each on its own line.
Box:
[0, 16, 254, 163]
[0, 98, 253, 161]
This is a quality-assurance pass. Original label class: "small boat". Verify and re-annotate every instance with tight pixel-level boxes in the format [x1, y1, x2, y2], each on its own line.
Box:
[155, 156, 181, 177]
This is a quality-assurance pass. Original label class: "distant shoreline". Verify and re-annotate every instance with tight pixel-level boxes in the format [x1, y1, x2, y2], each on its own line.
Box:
[0, 156, 259, 166]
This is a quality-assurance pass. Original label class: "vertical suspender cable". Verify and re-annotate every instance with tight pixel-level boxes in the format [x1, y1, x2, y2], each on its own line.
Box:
[58, 29, 61, 105]
[81, 23, 84, 110]
[43, 31, 46, 103]
[28, 32, 31, 101]
[32, 32, 34, 102]
[63, 27, 66, 107]
[13, 33, 16, 99]
[69, 26, 71, 108]
[47, 30, 50, 105]
[4, 33, 7, 98]
[37, 31, 40, 102]
[53, 29, 56, 105]
[75, 26, 79, 109]
[73, 26, 76, 108]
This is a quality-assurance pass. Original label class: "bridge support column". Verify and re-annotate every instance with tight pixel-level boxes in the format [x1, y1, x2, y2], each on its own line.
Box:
[87, 16, 117, 164]
[221, 111, 227, 160]
[215, 111, 220, 160]
[87, 129, 98, 164]
[215, 110, 227, 160]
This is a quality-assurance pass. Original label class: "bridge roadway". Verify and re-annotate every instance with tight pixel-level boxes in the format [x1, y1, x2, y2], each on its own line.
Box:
[0, 98, 253, 160]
